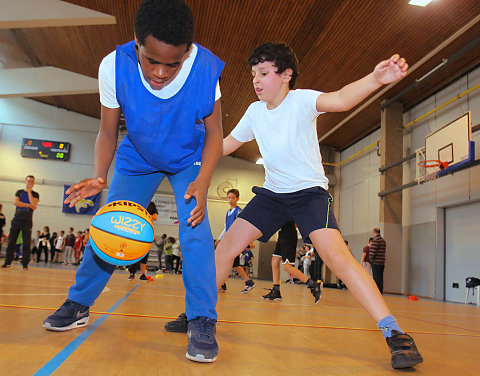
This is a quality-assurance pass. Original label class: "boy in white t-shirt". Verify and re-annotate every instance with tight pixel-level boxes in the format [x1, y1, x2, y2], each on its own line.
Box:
[53, 230, 65, 264]
[216, 43, 422, 370]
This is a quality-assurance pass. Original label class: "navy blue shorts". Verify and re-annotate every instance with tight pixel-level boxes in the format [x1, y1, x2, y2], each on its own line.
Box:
[238, 186, 339, 243]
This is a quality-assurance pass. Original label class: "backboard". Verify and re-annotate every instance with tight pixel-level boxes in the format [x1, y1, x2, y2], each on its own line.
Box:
[416, 112, 472, 183]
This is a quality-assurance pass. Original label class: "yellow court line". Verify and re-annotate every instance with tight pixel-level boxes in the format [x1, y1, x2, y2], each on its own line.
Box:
[1, 303, 480, 338]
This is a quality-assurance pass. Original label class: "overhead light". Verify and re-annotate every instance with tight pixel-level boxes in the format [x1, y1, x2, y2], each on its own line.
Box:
[409, 0, 433, 6]
[256, 158, 264, 165]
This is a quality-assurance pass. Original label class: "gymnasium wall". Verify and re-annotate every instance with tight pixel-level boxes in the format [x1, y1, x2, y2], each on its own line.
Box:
[339, 65, 480, 299]
[0, 97, 265, 276]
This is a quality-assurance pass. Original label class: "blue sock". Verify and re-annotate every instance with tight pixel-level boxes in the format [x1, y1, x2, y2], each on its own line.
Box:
[377, 315, 403, 338]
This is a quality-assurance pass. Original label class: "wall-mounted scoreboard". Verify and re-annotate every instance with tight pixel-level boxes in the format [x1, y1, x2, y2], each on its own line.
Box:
[21, 138, 71, 161]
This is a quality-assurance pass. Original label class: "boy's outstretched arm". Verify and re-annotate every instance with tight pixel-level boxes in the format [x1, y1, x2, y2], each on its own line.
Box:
[222, 134, 244, 156]
[316, 54, 408, 113]
[185, 100, 223, 226]
[64, 105, 120, 206]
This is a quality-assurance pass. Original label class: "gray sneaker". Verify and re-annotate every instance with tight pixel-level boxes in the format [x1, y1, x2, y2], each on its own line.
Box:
[240, 279, 256, 294]
[43, 299, 89, 331]
[186, 317, 218, 362]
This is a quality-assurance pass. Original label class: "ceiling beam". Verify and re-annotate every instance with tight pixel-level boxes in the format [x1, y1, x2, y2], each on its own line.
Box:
[0, 67, 98, 97]
[0, 0, 115, 29]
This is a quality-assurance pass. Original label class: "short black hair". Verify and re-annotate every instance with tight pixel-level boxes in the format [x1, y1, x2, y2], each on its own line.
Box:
[147, 201, 158, 215]
[248, 43, 299, 89]
[134, 0, 194, 48]
[227, 189, 239, 198]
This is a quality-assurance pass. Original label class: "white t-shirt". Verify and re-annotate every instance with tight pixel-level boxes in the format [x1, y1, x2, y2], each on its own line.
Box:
[231, 89, 329, 193]
[99, 43, 221, 108]
[172, 241, 181, 257]
[55, 236, 64, 250]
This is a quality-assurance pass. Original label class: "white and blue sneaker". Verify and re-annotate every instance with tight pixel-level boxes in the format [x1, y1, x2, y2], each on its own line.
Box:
[186, 317, 219, 362]
[43, 299, 90, 331]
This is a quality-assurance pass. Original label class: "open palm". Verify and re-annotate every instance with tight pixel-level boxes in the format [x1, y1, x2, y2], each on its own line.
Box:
[64, 177, 106, 207]
[374, 54, 408, 85]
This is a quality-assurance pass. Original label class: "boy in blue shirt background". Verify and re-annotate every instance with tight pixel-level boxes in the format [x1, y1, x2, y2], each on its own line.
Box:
[43, 0, 224, 363]
[215, 188, 256, 293]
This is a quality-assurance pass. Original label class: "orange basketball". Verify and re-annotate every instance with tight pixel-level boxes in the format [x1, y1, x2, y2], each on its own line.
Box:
[89, 200, 155, 266]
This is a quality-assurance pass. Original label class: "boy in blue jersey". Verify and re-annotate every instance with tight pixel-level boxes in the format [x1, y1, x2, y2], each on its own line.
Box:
[43, 0, 224, 363]
[216, 43, 423, 369]
[215, 189, 255, 293]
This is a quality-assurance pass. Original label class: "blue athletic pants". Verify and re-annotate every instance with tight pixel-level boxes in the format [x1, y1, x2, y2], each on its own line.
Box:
[68, 164, 217, 320]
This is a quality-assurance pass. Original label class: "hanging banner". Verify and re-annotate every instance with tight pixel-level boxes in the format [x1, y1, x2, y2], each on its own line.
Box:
[62, 185, 101, 215]
[151, 194, 178, 225]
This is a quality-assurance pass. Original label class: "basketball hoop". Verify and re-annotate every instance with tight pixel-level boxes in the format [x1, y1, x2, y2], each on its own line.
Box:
[417, 160, 449, 170]
[416, 160, 449, 182]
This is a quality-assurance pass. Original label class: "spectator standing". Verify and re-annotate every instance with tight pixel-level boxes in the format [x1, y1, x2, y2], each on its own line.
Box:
[64, 227, 76, 265]
[0, 204, 5, 250]
[74, 231, 83, 265]
[361, 237, 373, 276]
[172, 237, 181, 274]
[215, 188, 255, 293]
[53, 230, 65, 263]
[370, 228, 386, 294]
[81, 229, 89, 262]
[302, 245, 313, 277]
[32, 230, 41, 262]
[243, 244, 254, 276]
[155, 234, 167, 272]
[38, 226, 50, 263]
[164, 237, 174, 273]
[15, 231, 23, 260]
[128, 201, 158, 280]
[2, 175, 39, 270]
[49, 232, 57, 262]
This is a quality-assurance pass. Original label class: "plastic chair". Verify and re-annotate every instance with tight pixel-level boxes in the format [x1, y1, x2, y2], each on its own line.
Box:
[465, 277, 480, 306]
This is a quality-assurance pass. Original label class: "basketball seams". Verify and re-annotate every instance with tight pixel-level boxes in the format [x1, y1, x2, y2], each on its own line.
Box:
[90, 224, 154, 244]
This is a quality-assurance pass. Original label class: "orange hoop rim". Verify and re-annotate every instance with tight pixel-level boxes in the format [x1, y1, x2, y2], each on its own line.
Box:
[418, 160, 449, 170]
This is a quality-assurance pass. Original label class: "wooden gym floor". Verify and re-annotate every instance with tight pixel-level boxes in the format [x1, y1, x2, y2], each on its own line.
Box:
[0, 262, 479, 376]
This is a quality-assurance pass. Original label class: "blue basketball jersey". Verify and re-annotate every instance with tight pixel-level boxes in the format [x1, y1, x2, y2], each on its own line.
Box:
[115, 41, 225, 175]
[225, 206, 241, 231]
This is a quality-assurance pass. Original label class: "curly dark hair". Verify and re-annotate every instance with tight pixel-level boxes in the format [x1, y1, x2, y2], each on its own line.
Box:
[134, 0, 194, 48]
[248, 43, 299, 89]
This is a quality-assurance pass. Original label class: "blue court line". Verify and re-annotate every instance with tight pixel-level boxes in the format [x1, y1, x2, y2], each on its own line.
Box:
[33, 285, 140, 376]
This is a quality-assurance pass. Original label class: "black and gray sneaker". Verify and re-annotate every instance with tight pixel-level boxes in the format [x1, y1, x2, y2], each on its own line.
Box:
[309, 281, 323, 304]
[164, 312, 188, 333]
[240, 279, 256, 294]
[43, 299, 89, 331]
[139, 274, 148, 281]
[186, 317, 218, 362]
[219, 283, 227, 293]
[386, 330, 423, 369]
[127, 273, 135, 280]
[262, 288, 282, 301]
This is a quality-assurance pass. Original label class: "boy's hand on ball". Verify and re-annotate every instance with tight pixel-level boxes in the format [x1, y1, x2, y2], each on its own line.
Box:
[184, 179, 208, 226]
[64, 177, 106, 207]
